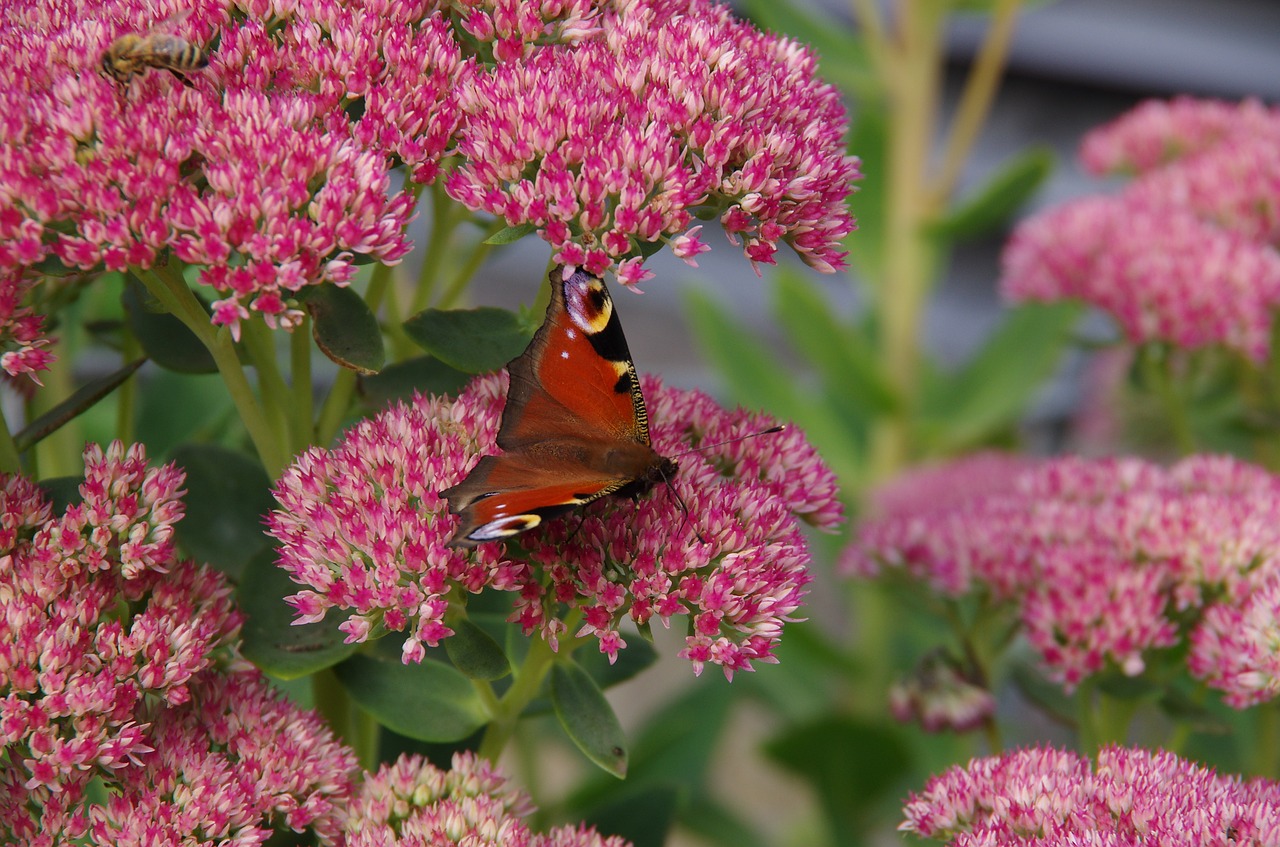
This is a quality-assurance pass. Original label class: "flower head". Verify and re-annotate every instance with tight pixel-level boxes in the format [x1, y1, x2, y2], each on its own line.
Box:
[901, 745, 1280, 845]
[1, 0, 457, 339]
[844, 454, 1280, 699]
[446, 0, 860, 281]
[888, 651, 995, 734]
[269, 372, 841, 677]
[338, 752, 628, 847]
[1002, 97, 1280, 361]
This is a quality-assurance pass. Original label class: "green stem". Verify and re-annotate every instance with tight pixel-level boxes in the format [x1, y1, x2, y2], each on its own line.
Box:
[290, 317, 315, 451]
[0, 404, 21, 474]
[241, 319, 292, 453]
[1142, 346, 1196, 455]
[315, 368, 357, 447]
[1249, 702, 1280, 779]
[929, 0, 1022, 206]
[30, 340, 82, 478]
[116, 332, 142, 445]
[139, 266, 286, 476]
[411, 184, 461, 316]
[477, 632, 560, 763]
[437, 222, 505, 309]
[312, 668, 371, 765]
[868, 3, 945, 485]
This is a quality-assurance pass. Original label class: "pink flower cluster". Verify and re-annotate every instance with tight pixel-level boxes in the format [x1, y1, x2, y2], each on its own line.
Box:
[0, 442, 356, 844]
[446, 0, 861, 283]
[0, 269, 53, 386]
[269, 373, 841, 678]
[2, 0, 450, 337]
[901, 745, 1280, 845]
[337, 752, 630, 847]
[1001, 97, 1280, 361]
[4, 0, 858, 348]
[844, 453, 1280, 704]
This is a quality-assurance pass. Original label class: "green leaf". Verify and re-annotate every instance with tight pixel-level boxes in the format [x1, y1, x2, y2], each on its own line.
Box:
[169, 443, 275, 579]
[484, 223, 536, 245]
[15, 359, 145, 453]
[677, 791, 768, 847]
[580, 785, 680, 847]
[551, 660, 628, 778]
[843, 102, 889, 280]
[576, 637, 659, 691]
[238, 548, 357, 679]
[335, 646, 489, 742]
[771, 266, 898, 420]
[122, 276, 217, 373]
[763, 714, 912, 847]
[919, 301, 1082, 451]
[135, 372, 236, 458]
[358, 355, 473, 408]
[38, 476, 84, 513]
[685, 287, 863, 483]
[403, 306, 532, 374]
[443, 616, 510, 681]
[297, 283, 385, 375]
[928, 147, 1056, 240]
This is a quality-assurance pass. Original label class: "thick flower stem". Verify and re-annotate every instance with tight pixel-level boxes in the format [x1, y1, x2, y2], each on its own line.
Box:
[477, 632, 560, 763]
[241, 319, 293, 455]
[0, 404, 21, 474]
[867, 4, 944, 486]
[928, 0, 1022, 207]
[1142, 346, 1197, 455]
[141, 266, 287, 477]
[289, 319, 315, 450]
[410, 184, 462, 316]
[115, 333, 142, 445]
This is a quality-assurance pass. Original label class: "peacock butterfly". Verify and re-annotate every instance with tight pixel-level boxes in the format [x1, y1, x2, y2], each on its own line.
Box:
[441, 266, 677, 548]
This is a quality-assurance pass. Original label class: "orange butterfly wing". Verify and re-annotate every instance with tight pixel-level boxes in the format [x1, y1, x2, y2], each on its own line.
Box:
[441, 268, 676, 547]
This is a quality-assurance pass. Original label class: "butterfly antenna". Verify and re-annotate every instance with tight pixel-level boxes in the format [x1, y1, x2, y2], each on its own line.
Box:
[657, 463, 707, 545]
[669, 424, 785, 461]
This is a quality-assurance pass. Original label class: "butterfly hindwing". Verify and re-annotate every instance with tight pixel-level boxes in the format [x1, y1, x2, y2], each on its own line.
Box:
[441, 268, 676, 548]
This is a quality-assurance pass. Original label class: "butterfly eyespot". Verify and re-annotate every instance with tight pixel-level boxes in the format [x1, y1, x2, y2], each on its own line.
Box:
[471, 514, 542, 541]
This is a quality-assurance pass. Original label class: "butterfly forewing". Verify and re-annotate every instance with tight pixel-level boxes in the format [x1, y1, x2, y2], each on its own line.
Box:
[501, 268, 650, 448]
[441, 268, 675, 548]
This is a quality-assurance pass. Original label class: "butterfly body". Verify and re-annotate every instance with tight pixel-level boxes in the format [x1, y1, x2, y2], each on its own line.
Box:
[442, 268, 676, 547]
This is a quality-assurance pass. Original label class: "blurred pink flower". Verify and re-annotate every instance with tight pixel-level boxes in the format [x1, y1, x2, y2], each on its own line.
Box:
[844, 454, 1280, 700]
[338, 752, 627, 847]
[1001, 195, 1280, 361]
[888, 651, 995, 734]
[0, 269, 53, 385]
[446, 0, 860, 281]
[269, 372, 841, 678]
[1080, 96, 1280, 176]
[901, 745, 1280, 845]
[1003, 96, 1280, 362]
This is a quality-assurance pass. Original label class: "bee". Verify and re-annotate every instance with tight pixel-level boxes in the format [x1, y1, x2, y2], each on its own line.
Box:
[100, 30, 208, 86]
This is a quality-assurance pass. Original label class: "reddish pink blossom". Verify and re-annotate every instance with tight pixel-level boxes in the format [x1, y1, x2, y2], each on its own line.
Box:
[446, 0, 860, 281]
[1001, 195, 1280, 361]
[1, 0, 458, 339]
[337, 752, 627, 847]
[844, 454, 1280, 699]
[901, 745, 1280, 845]
[268, 373, 841, 678]
[1004, 97, 1280, 362]
[0, 269, 53, 385]
[1080, 96, 1280, 176]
